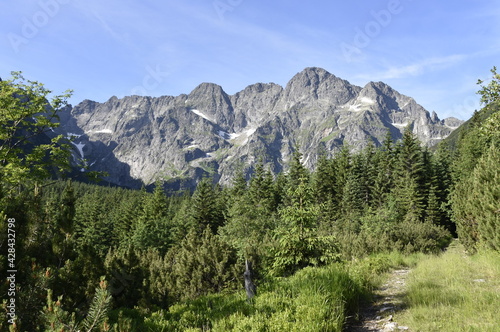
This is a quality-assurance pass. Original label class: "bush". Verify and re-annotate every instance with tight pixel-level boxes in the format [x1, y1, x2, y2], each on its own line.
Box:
[144, 263, 367, 332]
[335, 209, 452, 259]
[164, 227, 241, 302]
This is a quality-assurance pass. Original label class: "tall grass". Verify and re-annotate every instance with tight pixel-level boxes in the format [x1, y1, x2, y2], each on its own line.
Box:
[396, 241, 500, 332]
[143, 263, 363, 331]
[138, 252, 420, 331]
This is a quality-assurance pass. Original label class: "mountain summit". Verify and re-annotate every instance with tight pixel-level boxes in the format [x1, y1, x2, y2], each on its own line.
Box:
[56, 67, 463, 189]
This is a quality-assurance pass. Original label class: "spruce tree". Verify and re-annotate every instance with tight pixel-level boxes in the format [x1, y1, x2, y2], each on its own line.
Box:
[332, 145, 351, 210]
[287, 149, 309, 190]
[231, 169, 248, 198]
[221, 163, 278, 270]
[313, 151, 336, 204]
[372, 131, 395, 208]
[248, 162, 275, 211]
[132, 182, 171, 253]
[393, 127, 425, 222]
[190, 177, 226, 234]
[272, 178, 340, 276]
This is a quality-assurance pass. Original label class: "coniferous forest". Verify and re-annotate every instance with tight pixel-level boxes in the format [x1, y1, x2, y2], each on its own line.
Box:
[0, 69, 499, 331]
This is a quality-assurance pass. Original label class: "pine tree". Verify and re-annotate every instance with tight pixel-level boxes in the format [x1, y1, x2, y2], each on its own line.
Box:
[165, 227, 239, 301]
[43, 278, 112, 332]
[372, 131, 395, 208]
[287, 149, 309, 190]
[361, 142, 377, 208]
[74, 191, 113, 257]
[424, 181, 441, 225]
[272, 178, 340, 276]
[393, 127, 425, 222]
[340, 171, 364, 217]
[231, 169, 248, 198]
[248, 163, 275, 211]
[141, 248, 170, 307]
[59, 180, 76, 234]
[313, 151, 336, 204]
[221, 164, 278, 271]
[332, 145, 351, 210]
[190, 177, 226, 234]
[169, 194, 195, 243]
[113, 194, 142, 250]
[104, 246, 145, 308]
[81, 278, 112, 332]
[132, 182, 171, 253]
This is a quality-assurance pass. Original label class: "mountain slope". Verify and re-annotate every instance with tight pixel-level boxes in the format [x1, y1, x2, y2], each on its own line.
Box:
[56, 67, 463, 190]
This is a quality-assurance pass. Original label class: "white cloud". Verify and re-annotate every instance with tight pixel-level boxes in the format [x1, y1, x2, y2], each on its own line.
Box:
[373, 54, 468, 80]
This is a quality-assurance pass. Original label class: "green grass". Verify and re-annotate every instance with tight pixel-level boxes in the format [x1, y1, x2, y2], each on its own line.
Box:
[396, 241, 500, 332]
[137, 252, 422, 331]
[143, 264, 364, 331]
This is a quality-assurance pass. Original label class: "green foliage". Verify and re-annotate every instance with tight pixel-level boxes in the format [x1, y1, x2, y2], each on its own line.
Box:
[165, 227, 240, 301]
[104, 246, 145, 308]
[189, 178, 226, 234]
[287, 149, 310, 189]
[81, 279, 113, 332]
[453, 145, 499, 252]
[313, 150, 337, 204]
[131, 183, 171, 254]
[477, 66, 500, 105]
[43, 289, 79, 331]
[0, 72, 72, 187]
[393, 127, 426, 222]
[142, 253, 423, 332]
[145, 262, 369, 332]
[451, 71, 499, 252]
[43, 278, 112, 332]
[272, 180, 341, 276]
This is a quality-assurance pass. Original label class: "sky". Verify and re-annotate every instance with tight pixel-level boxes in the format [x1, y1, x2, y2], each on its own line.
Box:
[1, 0, 499, 120]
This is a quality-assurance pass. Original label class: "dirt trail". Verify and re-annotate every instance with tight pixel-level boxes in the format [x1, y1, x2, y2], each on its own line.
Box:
[348, 268, 411, 332]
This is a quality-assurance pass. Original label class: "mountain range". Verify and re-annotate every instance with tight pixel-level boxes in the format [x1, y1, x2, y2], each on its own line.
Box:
[54, 67, 463, 190]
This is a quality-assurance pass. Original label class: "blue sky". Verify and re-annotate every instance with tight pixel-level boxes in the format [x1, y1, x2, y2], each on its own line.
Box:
[1, 0, 499, 120]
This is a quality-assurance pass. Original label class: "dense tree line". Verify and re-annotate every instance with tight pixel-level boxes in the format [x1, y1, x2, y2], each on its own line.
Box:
[450, 67, 500, 253]
[0, 70, 498, 330]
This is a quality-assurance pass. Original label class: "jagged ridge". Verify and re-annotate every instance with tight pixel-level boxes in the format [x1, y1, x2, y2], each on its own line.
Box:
[55, 67, 463, 190]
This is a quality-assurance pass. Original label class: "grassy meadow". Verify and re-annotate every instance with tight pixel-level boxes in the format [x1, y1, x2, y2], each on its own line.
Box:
[396, 241, 500, 332]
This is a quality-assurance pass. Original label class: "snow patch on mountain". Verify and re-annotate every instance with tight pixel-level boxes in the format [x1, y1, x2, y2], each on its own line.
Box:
[191, 109, 214, 122]
[71, 142, 85, 158]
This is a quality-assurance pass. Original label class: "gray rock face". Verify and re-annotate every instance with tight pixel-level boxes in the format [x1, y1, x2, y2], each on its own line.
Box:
[57, 67, 463, 189]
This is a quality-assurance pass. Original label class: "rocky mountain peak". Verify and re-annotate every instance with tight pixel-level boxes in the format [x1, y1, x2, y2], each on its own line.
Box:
[57, 67, 464, 190]
[189, 82, 226, 97]
[280, 67, 359, 109]
[186, 82, 233, 127]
